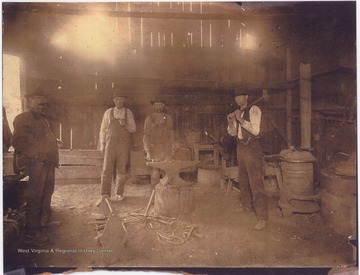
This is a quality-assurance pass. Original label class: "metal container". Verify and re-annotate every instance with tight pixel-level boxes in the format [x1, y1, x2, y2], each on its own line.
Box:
[278, 149, 319, 216]
[320, 168, 356, 236]
[279, 149, 316, 196]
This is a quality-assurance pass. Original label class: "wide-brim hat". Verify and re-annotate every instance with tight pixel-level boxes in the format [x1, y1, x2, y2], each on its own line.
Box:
[25, 89, 49, 98]
[150, 95, 166, 105]
[112, 89, 127, 98]
[233, 88, 249, 96]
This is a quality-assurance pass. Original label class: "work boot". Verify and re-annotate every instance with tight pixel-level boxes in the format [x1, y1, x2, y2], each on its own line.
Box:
[233, 205, 254, 213]
[111, 194, 124, 202]
[24, 232, 49, 246]
[254, 220, 267, 230]
[41, 214, 51, 227]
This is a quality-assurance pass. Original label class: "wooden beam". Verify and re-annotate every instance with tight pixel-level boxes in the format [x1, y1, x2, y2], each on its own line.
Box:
[16, 5, 296, 21]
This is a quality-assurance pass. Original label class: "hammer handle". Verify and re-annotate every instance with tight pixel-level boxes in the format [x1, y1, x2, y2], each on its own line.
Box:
[104, 197, 113, 213]
[144, 189, 156, 216]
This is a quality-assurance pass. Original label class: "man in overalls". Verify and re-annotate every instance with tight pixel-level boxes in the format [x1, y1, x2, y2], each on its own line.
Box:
[97, 89, 136, 205]
[143, 96, 175, 192]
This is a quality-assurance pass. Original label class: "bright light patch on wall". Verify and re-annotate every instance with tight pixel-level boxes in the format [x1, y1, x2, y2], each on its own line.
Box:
[243, 33, 256, 50]
[51, 13, 124, 64]
[3, 54, 22, 133]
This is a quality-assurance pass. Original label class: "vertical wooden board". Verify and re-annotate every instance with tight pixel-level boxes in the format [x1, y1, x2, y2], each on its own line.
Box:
[179, 186, 194, 214]
[154, 184, 164, 215]
[155, 185, 180, 217]
[165, 186, 180, 217]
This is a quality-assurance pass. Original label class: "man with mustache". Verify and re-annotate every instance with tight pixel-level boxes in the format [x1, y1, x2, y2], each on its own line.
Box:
[143, 96, 175, 193]
[11, 89, 59, 245]
[97, 88, 136, 205]
[227, 89, 268, 230]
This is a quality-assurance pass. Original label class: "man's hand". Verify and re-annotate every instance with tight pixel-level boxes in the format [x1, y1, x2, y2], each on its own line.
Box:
[145, 150, 152, 161]
[57, 139, 64, 149]
[227, 112, 235, 121]
[234, 109, 243, 121]
[99, 144, 105, 155]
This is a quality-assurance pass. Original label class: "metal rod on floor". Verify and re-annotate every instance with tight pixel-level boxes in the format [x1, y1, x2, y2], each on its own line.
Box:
[144, 190, 156, 216]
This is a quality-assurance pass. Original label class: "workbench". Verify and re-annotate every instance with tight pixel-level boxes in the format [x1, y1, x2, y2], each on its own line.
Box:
[193, 143, 220, 167]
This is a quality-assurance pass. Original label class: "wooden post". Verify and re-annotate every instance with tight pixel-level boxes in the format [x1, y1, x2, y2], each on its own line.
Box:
[300, 63, 312, 150]
[286, 47, 292, 147]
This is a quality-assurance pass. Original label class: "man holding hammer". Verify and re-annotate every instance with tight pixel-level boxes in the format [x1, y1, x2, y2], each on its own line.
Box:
[227, 89, 268, 230]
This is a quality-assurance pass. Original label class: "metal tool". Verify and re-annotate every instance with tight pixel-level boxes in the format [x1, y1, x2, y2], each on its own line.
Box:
[96, 197, 127, 266]
[241, 89, 270, 112]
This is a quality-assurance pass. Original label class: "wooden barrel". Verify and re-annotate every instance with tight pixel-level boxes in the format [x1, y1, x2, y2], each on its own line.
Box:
[154, 184, 195, 217]
[320, 168, 356, 236]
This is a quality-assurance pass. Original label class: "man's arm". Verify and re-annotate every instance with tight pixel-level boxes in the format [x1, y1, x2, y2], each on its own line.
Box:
[166, 115, 176, 157]
[11, 113, 34, 156]
[125, 108, 136, 133]
[143, 116, 151, 160]
[240, 106, 261, 136]
[98, 109, 110, 153]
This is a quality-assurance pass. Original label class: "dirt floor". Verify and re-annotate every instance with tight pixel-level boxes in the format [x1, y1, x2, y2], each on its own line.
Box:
[3, 176, 357, 274]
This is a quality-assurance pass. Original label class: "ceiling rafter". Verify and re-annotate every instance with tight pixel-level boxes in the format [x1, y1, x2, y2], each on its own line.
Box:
[15, 4, 297, 21]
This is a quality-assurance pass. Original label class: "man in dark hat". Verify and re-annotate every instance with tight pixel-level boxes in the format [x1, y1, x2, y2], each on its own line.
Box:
[97, 89, 136, 205]
[143, 96, 175, 193]
[227, 88, 268, 230]
[11, 88, 59, 244]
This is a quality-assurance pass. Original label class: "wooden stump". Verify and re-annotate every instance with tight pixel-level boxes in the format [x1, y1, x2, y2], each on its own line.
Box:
[154, 184, 195, 217]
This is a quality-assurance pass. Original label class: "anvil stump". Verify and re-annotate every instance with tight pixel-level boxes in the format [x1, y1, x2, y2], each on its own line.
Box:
[146, 160, 199, 217]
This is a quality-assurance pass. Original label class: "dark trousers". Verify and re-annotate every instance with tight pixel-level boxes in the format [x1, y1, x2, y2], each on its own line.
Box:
[237, 140, 268, 220]
[101, 143, 129, 196]
[26, 161, 55, 234]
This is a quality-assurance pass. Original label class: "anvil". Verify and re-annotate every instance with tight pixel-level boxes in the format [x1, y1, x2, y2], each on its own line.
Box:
[146, 160, 199, 187]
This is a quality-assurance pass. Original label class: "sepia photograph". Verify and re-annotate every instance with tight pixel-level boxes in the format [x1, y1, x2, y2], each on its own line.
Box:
[2, 1, 357, 274]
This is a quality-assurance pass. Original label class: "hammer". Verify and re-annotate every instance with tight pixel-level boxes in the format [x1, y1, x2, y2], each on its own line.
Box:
[241, 89, 270, 112]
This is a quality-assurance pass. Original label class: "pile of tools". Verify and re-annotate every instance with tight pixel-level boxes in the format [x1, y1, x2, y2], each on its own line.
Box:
[89, 191, 200, 265]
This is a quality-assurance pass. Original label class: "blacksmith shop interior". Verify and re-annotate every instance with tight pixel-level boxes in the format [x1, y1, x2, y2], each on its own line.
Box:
[2, 2, 357, 274]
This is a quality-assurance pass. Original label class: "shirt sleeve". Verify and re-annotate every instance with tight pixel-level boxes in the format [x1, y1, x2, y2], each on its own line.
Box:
[227, 115, 238, 137]
[125, 108, 136, 133]
[241, 105, 262, 136]
[99, 109, 111, 149]
[143, 116, 151, 152]
[166, 115, 175, 146]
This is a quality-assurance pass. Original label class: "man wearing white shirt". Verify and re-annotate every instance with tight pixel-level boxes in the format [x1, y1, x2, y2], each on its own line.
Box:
[227, 89, 268, 230]
[97, 89, 136, 204]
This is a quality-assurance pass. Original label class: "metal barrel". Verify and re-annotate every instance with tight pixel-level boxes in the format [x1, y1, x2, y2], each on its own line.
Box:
[280, 161, 314, 196]
[279, 149, 316, 196]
